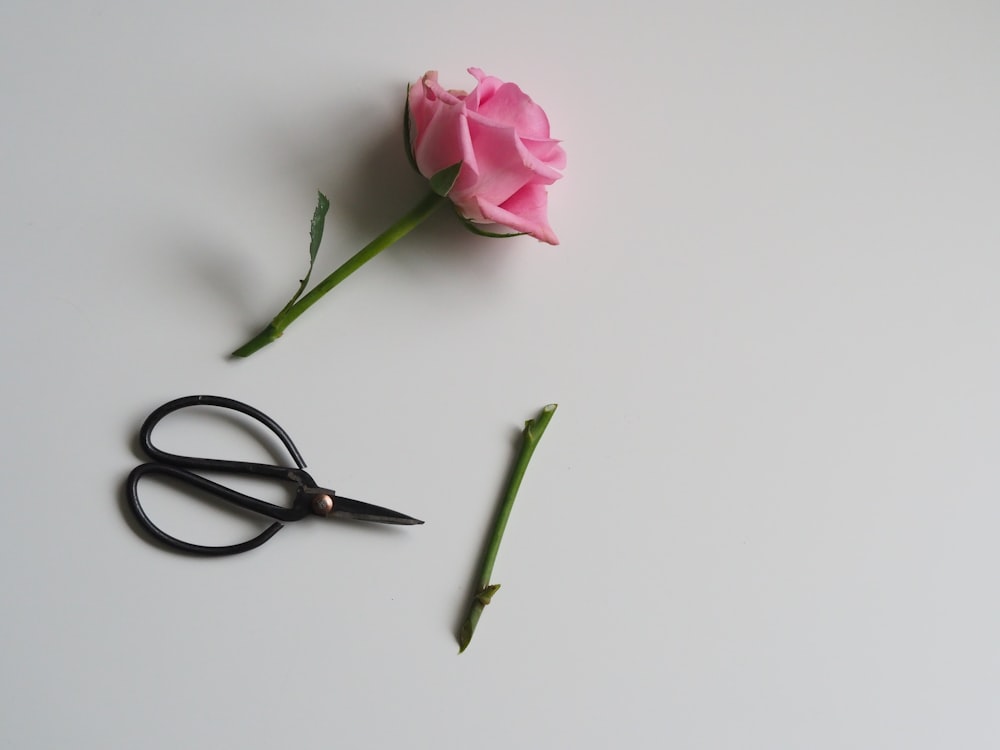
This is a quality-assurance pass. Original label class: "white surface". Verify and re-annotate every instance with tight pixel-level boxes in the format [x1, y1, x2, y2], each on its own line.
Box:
[3, 1, 999, 747]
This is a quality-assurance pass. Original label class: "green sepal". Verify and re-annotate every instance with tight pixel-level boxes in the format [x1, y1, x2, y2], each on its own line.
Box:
[429, 161, 462, 197]
[460, 216, 526, 239]
[403, 84, 418, 173]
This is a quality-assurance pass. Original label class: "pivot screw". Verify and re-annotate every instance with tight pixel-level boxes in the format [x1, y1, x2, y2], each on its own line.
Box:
[311, 493, 334, 516]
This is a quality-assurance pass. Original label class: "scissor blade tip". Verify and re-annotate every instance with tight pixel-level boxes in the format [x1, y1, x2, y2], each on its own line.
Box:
[390, 516, 424, 525]
[330, 496, 425, 526]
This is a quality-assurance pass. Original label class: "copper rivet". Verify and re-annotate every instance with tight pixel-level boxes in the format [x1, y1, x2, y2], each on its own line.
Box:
[312, 494, 334, 515]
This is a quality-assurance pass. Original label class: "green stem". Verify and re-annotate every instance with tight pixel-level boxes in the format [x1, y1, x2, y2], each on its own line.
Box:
[231, 190, 447, 357]
[458, 404, 558, 653]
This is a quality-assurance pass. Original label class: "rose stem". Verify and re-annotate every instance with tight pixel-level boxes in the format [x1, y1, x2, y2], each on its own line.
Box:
[458, 404, 558, 653]
[231, 190, 447, 358]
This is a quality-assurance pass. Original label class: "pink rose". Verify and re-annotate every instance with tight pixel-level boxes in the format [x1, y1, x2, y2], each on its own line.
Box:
[233, 68, 569, 356]
[407, 68, 565, 245]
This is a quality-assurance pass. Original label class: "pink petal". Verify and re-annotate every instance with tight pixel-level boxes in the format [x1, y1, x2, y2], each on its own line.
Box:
[466, 112, 562, 181]
[466, 67, 503, 110]
[475, 82, 550, 139]
[450, 117, 559, 211]
[407, 77, 436, 145]
[473, 183, 559, 245]
[520, 136, 567, 170]
[420, 71, 465, 105]
[412, 101, 479, 184]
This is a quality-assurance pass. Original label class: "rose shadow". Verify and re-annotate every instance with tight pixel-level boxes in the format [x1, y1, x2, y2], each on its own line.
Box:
[251, 84, 515, 279]
[319, 110, 514, 279]
[151, 84, 521, 350]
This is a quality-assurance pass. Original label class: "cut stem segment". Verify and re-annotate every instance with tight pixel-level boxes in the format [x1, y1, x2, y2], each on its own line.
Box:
[458, 404, 558, 653]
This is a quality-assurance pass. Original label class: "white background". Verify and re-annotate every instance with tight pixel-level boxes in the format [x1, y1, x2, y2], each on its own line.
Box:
[3, 1, 999, 747]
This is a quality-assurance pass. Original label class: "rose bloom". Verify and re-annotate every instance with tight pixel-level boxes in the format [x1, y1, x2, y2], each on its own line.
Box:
[407, 68, 565, 244]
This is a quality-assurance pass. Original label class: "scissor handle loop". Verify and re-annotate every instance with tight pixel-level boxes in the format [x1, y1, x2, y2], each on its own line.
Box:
[126, 463, 284, 556]
[139, 395, 308, 477]
[127, 395, 316, 556]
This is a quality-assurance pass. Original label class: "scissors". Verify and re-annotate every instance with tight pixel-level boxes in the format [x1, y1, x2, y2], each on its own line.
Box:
[126, 395, 423, 556]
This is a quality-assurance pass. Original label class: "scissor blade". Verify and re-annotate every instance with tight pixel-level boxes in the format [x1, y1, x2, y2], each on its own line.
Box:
[332, 495, 424, 525]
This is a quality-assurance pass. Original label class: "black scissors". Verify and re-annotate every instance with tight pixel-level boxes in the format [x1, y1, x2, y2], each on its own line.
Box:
[126, 395, 423, 556]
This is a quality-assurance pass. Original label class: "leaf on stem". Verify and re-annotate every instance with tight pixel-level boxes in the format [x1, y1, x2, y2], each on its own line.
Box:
[278, 191, 330, 316]
[309, 192, 330, 265]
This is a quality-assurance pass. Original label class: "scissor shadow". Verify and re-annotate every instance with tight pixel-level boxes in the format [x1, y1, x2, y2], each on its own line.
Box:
[451, 426, 524, 644]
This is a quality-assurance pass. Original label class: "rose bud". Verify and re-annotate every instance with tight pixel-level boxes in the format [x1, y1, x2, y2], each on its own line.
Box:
[407, 68, 565, 245]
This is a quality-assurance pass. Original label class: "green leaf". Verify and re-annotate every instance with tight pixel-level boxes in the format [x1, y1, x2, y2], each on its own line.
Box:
[429, 161, 462, 196]
[403, 84, 418, 173]
[278, 191, 329, 317]
[460, 216, 527, 239]
[309, 191, 330, 264]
